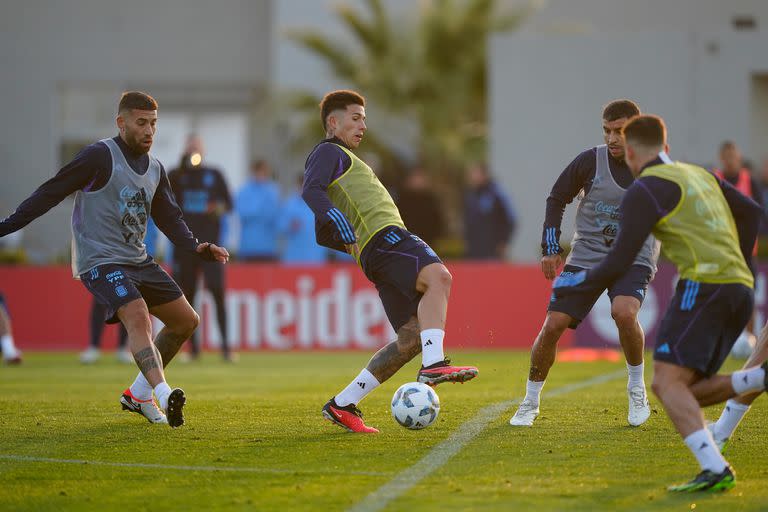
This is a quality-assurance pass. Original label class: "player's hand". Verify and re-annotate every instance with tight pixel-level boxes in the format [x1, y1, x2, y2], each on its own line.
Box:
[541, 254, 563, 280]
[197, 242, 230, 263]
[345, 243, 360, 260]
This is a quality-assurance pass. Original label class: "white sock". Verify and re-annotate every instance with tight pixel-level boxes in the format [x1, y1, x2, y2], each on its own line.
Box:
[129, 373, 154, 401]
[1, 334, 18, 356]
[731, 366, 766, 394]
[420, 329, 445, 367]
[334, 369, 380, 407]
[524, 379, 545, 406]
[684, 428, 728, 473]
[713, 399, 751, 440]
[154, 382, 172, 410]
[627, 362, 645, 390]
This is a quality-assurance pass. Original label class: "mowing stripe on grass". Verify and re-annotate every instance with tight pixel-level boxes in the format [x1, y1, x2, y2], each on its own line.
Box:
[0, 454, 391, 477]
[349, 369, 627, 512]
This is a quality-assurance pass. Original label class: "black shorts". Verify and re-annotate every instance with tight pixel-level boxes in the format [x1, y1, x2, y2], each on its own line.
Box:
[548, 264, 652, 329]
[361, 226, 443, 332]
[654, 280, 753, 376]
[81, 258, 183, 324]
[173, 250, 225, 293]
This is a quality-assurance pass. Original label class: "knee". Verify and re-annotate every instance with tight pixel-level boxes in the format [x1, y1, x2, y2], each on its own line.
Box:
[120, 302, 152, 333]
[434, 267, 453, 293]
[173, 310, 200, 339]
[651, 373, 669, 399]
[611, 304, 638, 330]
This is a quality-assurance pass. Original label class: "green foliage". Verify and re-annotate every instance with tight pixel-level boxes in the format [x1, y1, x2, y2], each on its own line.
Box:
[284, 0, 531, 176]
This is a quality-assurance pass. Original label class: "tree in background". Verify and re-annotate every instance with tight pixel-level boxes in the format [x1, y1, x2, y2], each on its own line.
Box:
[285, 0, 531, 176]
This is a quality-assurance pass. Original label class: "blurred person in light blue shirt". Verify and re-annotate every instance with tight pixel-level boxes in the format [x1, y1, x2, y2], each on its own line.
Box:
[278, 174, 328, 265]
[235, 159, 281, 261]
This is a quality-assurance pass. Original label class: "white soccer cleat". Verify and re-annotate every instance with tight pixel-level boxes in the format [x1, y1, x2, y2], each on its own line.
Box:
[509, 399, 540, 426]
[627, 386, 651, 426]
[116, 348, 134, 364]
[120, 389, 168, 424]
[79, 347, 101, 364]
[706, 422, 729, 453]
[3, 348, 22, 365]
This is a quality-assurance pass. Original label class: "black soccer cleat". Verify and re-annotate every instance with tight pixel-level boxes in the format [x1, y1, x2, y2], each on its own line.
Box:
[668, 466, 735, 492]
[165, 388, 186, 428]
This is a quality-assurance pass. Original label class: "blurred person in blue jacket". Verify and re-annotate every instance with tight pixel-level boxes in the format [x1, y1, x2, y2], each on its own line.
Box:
[463, 163, 517, 260]
[278, 174, 328, 265]
[235, 159, 280, 261]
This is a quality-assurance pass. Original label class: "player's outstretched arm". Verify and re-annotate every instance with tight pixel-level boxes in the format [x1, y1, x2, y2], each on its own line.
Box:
[555, 180, 660, 294]
[0, 146, 102, 237]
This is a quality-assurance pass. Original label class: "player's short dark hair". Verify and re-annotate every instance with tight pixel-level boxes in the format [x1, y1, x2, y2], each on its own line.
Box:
[622, 115, 667, 148]
[719, 140, 737, 153]
[319, 90, 365, 130]
[602, 99, 640, 122]
[118, 91, 158, 114]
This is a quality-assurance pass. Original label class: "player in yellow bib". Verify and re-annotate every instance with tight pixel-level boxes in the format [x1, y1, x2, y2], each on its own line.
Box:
[554, 115, 767, 492]
[302, 90, 478, 433]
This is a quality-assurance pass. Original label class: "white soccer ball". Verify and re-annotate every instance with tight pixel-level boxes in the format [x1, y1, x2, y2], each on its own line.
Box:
[391, 382, 440, 430]
[731, 332, 756, 359]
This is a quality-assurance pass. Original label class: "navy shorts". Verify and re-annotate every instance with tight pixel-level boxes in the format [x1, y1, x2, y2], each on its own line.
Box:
[361, 226, 442, 332]
[548, 264, 652, 329]
[654, 280, 753, 376]
[81, 258, 183, 324]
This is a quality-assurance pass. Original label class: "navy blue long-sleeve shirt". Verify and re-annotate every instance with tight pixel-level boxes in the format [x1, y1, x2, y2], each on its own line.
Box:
[302, 137, 355, 253]
[542, 147, 634, 255]
[0, 136, 200, 253]
[560, 156, 762, 295]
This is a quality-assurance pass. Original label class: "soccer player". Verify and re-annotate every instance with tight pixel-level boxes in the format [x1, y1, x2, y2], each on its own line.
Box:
[553, 114, 767, 492]
[168, 134, 234, 361]
[0, 293, 22, 364]
[510, 100, 659, 428]
[707, 322, 768, 452]
[0, 91, 229, 427]
[303, 90, 478, 433]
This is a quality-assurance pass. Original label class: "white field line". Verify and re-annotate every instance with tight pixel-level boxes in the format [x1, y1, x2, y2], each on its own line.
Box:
[349, 369, 627, 512]
[0, 454, 390, 477]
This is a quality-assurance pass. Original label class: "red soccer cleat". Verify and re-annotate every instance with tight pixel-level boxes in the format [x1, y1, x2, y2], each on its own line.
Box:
[417, 359, 478, 386]
[322, 399, 379, 433]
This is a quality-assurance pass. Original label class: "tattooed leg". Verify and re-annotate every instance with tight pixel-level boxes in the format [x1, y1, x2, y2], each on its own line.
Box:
[366, 317, 421, 383]
[118, 299, 166, 387]
[149, 296, 200, 367]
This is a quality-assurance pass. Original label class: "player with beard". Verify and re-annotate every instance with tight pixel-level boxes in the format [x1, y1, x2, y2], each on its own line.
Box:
[510, 100, 660, 427]
[0, 91, 229, 427]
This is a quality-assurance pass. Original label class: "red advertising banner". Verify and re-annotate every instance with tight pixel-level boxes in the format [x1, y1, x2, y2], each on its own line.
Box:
[0, 263, 565, 351]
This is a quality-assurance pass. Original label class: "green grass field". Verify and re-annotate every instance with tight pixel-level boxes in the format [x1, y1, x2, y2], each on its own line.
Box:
[0, 351, 766, 511]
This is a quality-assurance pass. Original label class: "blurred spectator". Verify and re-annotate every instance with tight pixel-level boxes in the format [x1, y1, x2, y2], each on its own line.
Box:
[395, 166, 444, 248]
[0, 292, 21, 364]
[463, 163, 517, 260]
[714, 140, 763, 348]
[758, 159, 768, 230]
[278, 174, 328, 265]
[235, 159, 281, 261]
[80, 299, 131, 364]
[168, 134, 234, 362]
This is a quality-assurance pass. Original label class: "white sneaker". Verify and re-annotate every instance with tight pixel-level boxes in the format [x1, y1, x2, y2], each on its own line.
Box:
[509, 399, 540, 426]
[706, 422, 729, 453]
[80, 347, 101, 364]
[627, 386, 651, 426]
[116, 348, 134, 364]
[3, 348, 22, 365]
[120, 389, 168, 424]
